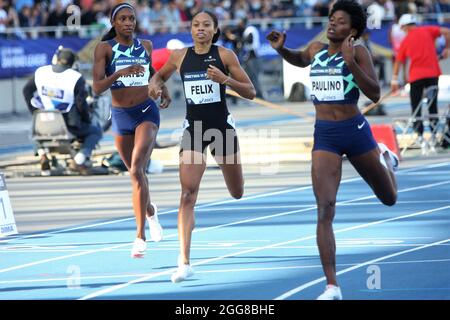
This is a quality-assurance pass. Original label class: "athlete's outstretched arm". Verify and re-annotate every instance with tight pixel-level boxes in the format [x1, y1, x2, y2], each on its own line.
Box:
[266, 30, 320, 68]
[342, 35, 380, 103]
[148, 48, 184, 100]
[92, 42, 145, 95]
[209, 47, 255, 100]
[141, 39, 171, 108]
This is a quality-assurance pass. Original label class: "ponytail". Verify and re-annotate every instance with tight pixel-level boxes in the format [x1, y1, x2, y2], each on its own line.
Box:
[212, 28, 221, 43]
[101, 26, 116, 41]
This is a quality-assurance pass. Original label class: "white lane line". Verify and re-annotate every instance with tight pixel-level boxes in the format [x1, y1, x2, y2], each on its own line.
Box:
[274, 237, 450, 300]
[2, 243, 450, 254]
[1, 178, 449, 275]
[78, 205, 450, 300]
[3, 258, 450, 287]
[2, 161, 448, 245]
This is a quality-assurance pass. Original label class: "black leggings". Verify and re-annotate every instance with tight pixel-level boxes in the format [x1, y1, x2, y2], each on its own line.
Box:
[410, 77, 439, 136]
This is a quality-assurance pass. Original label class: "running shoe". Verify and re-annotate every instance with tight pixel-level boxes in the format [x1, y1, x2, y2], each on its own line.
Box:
[171, 255, 194, 283]
[317, 284, 343, 300]
[378, 143, 399, 171]
[147, 202, 163, 242]
[130, 238, 147, 258]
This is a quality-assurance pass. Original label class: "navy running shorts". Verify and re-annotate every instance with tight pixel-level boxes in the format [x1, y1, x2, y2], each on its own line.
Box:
[180, 114, 239, 157]
[111, 99, 160, 135]
[313, 113, 378, 157]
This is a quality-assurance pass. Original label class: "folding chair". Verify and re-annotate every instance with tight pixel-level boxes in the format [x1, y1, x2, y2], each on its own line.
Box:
[394, 85, 440, 156]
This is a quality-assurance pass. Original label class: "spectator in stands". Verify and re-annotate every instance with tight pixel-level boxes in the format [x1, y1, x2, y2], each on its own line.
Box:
[18, 4, 30, 27]
[271, 0, 296, 19]
[14, 0, 33, 12]
[232, 0, 248, 20]
[46, 0, 69, 36]
[30, 2, 47, 28]
[0, 1, 7, 36]
[166, 0, 182, 33]
[149, 0, 170, 33]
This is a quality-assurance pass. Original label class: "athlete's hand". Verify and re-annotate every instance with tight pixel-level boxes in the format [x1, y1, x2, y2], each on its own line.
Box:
[207, 65, 227, 84]
[159, 85, 171, 109]
[266, 30, 286, 51]
[148, 82, 162, 100]
[117, 64, 145, 77]
[341, 34, 355, 64]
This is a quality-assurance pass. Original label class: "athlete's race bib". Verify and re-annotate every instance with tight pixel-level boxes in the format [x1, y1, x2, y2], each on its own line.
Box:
[115, 57, 150, 87]
[183, 71, 221, 105]
[310, 68, 345, 102]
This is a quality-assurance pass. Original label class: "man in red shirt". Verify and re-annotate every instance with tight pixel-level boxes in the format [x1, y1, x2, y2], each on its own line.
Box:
[391, 14, 450, 149]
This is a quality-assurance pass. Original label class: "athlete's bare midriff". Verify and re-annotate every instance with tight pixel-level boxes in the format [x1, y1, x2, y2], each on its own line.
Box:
[111, 86, 150, 107]
[314, 103, 361, 121]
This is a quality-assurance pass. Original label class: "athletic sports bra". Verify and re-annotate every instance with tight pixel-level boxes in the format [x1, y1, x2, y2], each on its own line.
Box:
[309, 44, 360, 105]
[179, 45, 229, 123]
[105, 38, 151, 90]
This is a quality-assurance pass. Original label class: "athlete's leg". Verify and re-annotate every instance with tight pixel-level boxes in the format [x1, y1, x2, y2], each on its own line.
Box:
[114, 132, 155, 220]
[348, 146, 397, 206]
[312, 150, 342, 286]
[214, 151, 244, 199]
[178, 150, 207, 265]
[116, 121, 158, 240]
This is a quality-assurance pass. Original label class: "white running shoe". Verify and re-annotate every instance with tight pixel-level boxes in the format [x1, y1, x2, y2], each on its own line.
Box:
[171, 255, 194, 283]
[131, 238, 147, 258]
[317, 284, 343, 300]
[378, 143, 399, 171]
[147, 202, 163, 242]
[171, 264, 194, 283]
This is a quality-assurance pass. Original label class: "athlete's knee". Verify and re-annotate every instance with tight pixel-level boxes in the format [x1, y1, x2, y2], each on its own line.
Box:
[129, 165, 146, 181]
[180, 187, 198, 207]
[317, 199, 336, 223]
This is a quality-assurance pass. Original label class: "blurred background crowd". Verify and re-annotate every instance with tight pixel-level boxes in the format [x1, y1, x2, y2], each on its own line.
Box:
[1, 0, 450, 36]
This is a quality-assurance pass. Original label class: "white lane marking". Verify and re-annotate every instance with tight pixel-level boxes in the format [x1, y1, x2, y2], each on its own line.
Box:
[2, 258, 449, 286]
[2, 161, 448, 244]
[79, 205, 450, 300]
[1, 179, 449, 275]
[274, 237, 450, 300]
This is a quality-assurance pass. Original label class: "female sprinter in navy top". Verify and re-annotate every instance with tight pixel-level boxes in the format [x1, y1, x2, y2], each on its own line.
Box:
[148, 11, 256, 283]
[267, 0, 398, 299]
[93, 3, 170, 258]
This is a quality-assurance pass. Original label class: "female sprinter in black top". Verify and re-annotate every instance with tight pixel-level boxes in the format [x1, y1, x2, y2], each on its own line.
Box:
[148, 11, 256, 283]
[267, 0, 398, 299]
[93, 3, 170, 258]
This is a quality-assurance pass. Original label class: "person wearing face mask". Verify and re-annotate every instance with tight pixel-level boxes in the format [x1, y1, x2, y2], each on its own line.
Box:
[267, 0, 399, 300]
[92, 2, 171, 259]
[148, 10, 256, 284]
